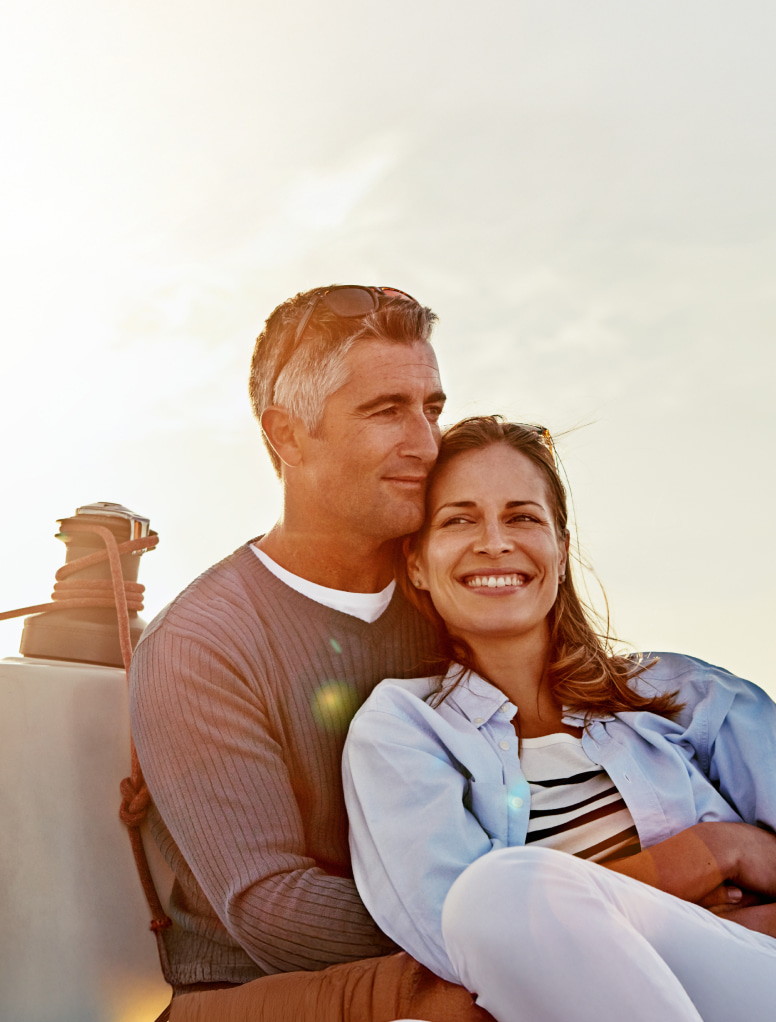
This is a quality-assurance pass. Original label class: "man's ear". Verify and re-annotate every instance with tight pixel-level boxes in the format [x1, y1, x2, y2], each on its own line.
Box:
[404, 541, 428, 590]
[261, 407, 305, 469]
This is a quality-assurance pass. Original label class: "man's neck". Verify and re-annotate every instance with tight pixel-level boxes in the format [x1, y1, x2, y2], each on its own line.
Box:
[257, 526, 396, 593]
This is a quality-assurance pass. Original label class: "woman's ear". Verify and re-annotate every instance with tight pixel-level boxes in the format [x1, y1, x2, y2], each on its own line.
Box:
[261, 406, 305, 469]
[559, 529, 570, 581]
[404, 541, 428, 591]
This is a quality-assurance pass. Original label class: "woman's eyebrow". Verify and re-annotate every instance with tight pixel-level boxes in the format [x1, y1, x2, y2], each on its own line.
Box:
[435, 501, 476, 511]
[434, 499, 544, 512]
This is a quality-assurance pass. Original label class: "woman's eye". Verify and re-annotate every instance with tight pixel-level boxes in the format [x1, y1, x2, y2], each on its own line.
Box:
[441, 516, 471, 527]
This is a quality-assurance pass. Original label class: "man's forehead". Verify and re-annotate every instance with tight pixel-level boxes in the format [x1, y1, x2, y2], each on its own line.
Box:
[346, 337, 441, 385]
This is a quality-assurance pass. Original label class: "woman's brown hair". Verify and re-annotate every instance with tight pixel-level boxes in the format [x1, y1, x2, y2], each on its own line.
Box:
[397, 415, 681, 719]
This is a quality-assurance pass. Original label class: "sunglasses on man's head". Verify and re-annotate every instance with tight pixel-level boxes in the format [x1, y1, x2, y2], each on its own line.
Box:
[293, 285, 417, 347]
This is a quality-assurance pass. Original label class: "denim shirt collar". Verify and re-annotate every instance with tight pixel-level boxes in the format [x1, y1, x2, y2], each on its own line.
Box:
[441, 667, 516, 727]
[440, 664, 615, 727]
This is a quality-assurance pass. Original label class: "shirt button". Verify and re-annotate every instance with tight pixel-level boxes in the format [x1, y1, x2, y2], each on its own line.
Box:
[498, 705, 511, 714]
[510, 796, 524, 809]
[473, 716, 484, 725]
[499, 740, 510, 751]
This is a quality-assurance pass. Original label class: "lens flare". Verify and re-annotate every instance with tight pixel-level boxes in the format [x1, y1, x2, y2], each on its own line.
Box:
[311, 680, 360, 732]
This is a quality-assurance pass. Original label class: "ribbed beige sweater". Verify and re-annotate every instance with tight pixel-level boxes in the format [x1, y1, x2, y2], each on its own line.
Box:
[129, 543, 435, 986]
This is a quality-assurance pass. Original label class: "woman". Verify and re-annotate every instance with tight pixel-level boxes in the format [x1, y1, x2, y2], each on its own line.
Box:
[342, 415, 776, 1022]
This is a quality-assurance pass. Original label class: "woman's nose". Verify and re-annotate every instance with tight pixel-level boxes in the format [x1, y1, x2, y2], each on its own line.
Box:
[474, 520, 513, 555]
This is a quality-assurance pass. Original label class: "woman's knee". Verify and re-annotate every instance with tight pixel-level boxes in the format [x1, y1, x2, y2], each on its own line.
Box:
[442, 847, 593, 951]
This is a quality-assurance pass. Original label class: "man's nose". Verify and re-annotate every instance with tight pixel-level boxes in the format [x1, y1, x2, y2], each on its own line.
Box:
[401, 410, 441, 465]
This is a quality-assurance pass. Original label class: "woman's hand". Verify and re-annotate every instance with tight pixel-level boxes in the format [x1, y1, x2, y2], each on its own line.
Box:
[695, 882, 748, 911]
[696, 821, 776, 900]
[602, 821, 776, 908]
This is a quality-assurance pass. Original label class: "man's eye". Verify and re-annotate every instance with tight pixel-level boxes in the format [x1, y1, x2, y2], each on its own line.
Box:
[374, 406, 399, 417]
[426, 405, 444, 422]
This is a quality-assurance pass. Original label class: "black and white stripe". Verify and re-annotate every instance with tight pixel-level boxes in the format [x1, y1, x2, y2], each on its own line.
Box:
[519, 733, 640, 863]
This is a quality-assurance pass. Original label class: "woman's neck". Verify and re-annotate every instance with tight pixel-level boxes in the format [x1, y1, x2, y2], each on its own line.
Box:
[467, 626, 548, 703]
[467, 629, 573, 737]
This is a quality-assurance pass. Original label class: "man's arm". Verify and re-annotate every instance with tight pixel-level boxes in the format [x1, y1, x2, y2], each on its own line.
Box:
[130, 620, 395, 974]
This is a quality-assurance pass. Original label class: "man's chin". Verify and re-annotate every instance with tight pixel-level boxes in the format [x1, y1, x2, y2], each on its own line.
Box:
[381, 501, 425, 540]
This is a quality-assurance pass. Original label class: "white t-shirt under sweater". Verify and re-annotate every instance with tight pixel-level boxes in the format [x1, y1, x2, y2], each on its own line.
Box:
[251, 544, 394, 623]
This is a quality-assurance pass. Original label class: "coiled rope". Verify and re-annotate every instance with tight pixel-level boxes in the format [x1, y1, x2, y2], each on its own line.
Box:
[0, 522, 174, 975]
[0, 530, 156, 621]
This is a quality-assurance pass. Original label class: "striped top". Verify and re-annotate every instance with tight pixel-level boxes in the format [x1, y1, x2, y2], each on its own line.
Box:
[520, 733, 641, 863]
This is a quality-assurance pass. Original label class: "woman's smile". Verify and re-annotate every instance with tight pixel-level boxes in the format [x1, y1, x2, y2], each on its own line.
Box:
[461, 571, 529, 590]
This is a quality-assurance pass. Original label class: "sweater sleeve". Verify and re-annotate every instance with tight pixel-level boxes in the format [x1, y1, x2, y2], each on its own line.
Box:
[129, 615, 396, 974]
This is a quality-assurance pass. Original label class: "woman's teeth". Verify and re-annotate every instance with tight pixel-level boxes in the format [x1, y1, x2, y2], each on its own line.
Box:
[465, 574, 525, 588]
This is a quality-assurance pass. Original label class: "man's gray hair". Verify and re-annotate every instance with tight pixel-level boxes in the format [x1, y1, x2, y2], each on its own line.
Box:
[249, 286, 438, 475]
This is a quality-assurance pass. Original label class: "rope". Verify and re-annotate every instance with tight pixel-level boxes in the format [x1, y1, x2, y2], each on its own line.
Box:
[0, 523, 174, 977]
[78, 525, 176, 955]
[0, 532, 158, 622]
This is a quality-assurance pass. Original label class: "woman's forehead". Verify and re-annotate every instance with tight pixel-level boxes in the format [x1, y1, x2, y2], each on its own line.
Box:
[429, 443, 550, 506]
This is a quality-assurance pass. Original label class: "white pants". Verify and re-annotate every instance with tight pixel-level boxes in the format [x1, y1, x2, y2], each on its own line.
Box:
[441, 846, 776, 1022]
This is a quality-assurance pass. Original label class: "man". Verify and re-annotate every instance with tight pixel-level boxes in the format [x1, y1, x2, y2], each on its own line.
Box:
[130, 285, 494, 1020]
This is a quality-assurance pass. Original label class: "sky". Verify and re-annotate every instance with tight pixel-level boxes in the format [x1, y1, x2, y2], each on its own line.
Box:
[1, 0, 775, 696]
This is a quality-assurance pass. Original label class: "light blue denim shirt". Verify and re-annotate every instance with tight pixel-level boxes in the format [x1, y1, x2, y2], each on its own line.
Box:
[342, 653, 776, 983]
